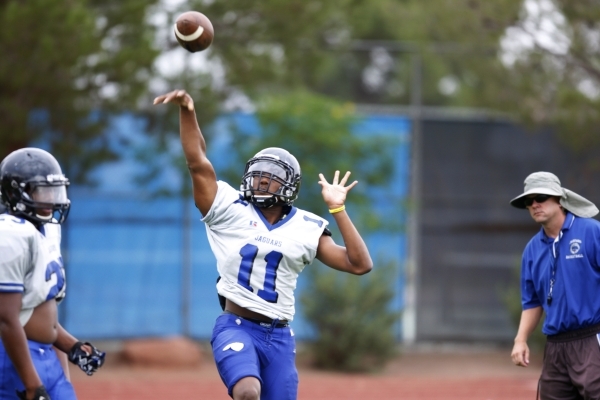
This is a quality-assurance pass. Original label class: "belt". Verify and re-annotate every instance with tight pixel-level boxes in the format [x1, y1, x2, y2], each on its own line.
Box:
[547, 322, 600, 342]
[224, 311, 289, 328]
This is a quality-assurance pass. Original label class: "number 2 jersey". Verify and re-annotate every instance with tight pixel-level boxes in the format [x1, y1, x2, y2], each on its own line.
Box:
[203, 181, 329, 322]
[0, 213, 66, 326]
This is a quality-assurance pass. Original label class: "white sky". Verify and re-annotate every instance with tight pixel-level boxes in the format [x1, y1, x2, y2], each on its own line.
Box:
[500, 0, 570, 66]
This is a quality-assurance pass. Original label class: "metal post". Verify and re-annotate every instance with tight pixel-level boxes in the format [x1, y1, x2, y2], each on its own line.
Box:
[403, 52, 423, 345]
[181, 194, 192, 338]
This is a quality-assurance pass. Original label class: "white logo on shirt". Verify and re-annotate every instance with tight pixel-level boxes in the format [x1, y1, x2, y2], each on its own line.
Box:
[566, 239, 583, 259]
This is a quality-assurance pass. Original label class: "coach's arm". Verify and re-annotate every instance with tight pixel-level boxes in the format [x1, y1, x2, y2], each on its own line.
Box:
[511, 306, 543, 367]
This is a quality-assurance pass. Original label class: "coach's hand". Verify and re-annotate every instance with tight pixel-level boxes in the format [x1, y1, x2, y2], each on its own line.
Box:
[16, 385, 50, 400]
[68, 341, 106, 376]
[511, 340, 530, 367]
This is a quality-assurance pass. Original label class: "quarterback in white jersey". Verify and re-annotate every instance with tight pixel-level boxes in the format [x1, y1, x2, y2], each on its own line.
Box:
[0, 148, 104, 400]
[155, 90, 373, 400]
[205, 181, 329, 322]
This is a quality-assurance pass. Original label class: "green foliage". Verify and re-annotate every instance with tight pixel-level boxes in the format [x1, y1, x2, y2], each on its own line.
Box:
[503, 262, 546, 352]
[220, 89, 399, 231]
[5, 0, 600, 183]
[300, 259, 401, 372]
[6, 0, 599, 184]
[0, 0, 160, 182]
[185, 0, 524, 108]
[186, 0, 380, 94]
[190, 0, 600, 155]
[379, 0, 600, 153]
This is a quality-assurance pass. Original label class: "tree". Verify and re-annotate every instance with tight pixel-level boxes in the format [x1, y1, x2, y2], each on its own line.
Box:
[180, 0, 430, 105]
[0, 0, 160, 182]
[381, 0, 600, 159]
[183, 0, 600, 153]
[179, 0, 520, 108]
[493, 0, 600, 151]
[8, 0, 598, 182]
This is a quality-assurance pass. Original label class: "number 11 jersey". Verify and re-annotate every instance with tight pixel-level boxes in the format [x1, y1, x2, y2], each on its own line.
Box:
[202, 181, 329, 321]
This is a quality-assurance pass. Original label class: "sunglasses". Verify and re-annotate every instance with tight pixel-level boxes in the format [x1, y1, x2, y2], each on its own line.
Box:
[523, 194, 552, 207]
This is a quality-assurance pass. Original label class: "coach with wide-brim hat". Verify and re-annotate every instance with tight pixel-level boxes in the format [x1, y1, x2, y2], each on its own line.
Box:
[509, 170, 600, 400]
[509, 171, 598, 218]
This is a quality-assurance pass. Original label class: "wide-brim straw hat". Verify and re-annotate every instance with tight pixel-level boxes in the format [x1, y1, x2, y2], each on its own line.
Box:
[510, 171, 599, 218]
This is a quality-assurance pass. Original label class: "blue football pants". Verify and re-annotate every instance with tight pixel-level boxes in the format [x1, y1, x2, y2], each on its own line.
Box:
[0, 339, 77, 400]
[211, 312, 298, 400]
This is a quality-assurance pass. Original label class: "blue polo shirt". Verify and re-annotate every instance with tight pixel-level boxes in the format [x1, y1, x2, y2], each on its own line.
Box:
[521, 212, 600, 335]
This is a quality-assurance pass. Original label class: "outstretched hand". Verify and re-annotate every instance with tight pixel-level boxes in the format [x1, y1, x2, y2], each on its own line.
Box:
[153, 90, 194, 111]
[318, 171, 358, 209]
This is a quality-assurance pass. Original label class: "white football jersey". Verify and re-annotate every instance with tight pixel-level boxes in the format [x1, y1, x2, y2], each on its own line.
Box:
[203, 181, 328, 321]
[0, 213, 66, 326]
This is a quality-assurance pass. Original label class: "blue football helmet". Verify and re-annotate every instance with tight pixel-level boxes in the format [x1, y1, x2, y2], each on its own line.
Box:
[240, 147, 301, 208]
[0, 148, 70, 224]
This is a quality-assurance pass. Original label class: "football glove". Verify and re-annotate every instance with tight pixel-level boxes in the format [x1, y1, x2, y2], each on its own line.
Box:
[68, 341, 105, 376]
[16, 385, 50, 400]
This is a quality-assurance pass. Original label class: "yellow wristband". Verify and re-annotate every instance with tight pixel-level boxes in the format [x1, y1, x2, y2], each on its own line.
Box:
[329, 205, 345, 214]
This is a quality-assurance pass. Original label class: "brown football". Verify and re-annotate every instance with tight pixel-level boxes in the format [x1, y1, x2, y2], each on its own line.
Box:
[174, 11, 214, 53]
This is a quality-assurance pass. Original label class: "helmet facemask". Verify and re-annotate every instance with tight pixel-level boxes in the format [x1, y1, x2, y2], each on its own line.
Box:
[11, 175, 71, 224]
[241, 156, 301, 208]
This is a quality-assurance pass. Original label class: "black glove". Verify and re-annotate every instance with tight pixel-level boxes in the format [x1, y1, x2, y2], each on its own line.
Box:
[68, 341, 105, 376]
[16, 385, 50, 400]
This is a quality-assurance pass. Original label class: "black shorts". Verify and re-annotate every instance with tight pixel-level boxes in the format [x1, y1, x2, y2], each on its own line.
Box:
[540, 323, 600, 400]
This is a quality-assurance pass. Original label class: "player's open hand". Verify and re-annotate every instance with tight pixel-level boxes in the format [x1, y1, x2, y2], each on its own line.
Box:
[153, 90, 194, 111]
[318, 171, 357, 210]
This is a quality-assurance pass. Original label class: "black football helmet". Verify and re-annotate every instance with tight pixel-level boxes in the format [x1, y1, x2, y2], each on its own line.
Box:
[240, 147, 301, 208]
[0, 148, 70, 224]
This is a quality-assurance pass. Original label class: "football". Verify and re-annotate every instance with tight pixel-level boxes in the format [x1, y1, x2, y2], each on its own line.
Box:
[174, 11, 214, 53]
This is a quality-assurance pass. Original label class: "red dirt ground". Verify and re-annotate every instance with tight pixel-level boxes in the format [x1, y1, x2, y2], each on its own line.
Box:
[70, 345, 542, 400]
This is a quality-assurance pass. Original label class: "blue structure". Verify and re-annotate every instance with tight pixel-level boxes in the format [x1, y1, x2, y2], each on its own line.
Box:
[59, 112, 411, 340]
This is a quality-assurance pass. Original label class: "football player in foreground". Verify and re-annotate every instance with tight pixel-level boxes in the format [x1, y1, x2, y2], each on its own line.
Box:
[154, 90, 373, 400]
[0, 148, 105, 400]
